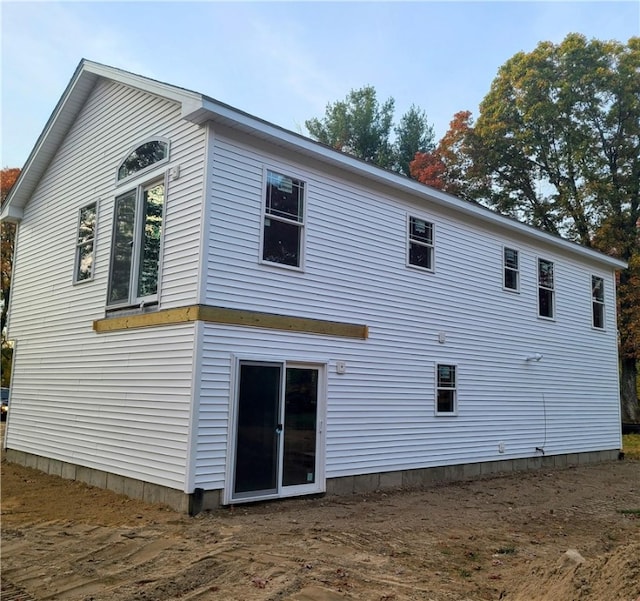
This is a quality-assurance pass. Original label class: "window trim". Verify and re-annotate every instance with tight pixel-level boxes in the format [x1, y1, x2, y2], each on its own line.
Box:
[502, 246, 520, 292]
[407, 214, 435, 273]
[591, 275, 605, 330]
[435, 363, 458, 416]
[259, 167, 306, 272]
[537, 257, 555, 320]
[72, 201, 98, 284]
[115, 137, 170, 186]
[106, 174, 167, 309]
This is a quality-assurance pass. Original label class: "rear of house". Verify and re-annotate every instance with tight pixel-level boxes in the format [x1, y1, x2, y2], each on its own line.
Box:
[2, 60, 625, 512]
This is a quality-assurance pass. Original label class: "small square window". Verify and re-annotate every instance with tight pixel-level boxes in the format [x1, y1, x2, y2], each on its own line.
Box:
[436, 364, 457, 414]
[408, 216, 434, 271]
[74, 202, 97, 283]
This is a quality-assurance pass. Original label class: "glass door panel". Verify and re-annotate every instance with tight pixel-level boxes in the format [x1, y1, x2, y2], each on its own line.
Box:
[233, 363, 281, 496]
[282, 368, 318, 487]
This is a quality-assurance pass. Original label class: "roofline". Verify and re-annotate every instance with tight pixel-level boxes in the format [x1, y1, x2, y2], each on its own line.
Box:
[1, 60, 627, 271]
[186, 96, 627, 270]
[1, 59, 203, 222]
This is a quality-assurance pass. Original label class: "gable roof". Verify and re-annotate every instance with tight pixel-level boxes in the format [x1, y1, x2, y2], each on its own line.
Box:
[1, 59, 626, 270]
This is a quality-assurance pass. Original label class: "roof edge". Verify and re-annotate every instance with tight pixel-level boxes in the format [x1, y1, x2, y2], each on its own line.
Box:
[2, 61, 628, 271]
[2, 59, 205, 218]
[194, 96, 627, 271]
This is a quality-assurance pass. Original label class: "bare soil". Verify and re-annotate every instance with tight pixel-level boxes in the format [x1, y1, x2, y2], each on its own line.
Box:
[2, 440, 639, 601]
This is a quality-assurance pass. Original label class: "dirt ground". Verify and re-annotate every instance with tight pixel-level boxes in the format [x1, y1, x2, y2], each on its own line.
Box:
[2, 438, 639, 601]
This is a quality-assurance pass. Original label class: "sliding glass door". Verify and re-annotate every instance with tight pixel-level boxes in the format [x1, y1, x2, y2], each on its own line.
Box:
[231, 361, 324, 502]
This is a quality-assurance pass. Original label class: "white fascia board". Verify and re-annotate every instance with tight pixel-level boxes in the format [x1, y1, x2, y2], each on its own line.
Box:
[0, 204, 24, 223]
[3, 62, 95, 213]
[3, 60, 205, 216]
[193, 97, 627, 271]
[82, 60, 203, 108]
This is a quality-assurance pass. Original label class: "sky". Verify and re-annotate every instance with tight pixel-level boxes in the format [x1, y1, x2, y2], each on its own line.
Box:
[1, 1, 639, 169]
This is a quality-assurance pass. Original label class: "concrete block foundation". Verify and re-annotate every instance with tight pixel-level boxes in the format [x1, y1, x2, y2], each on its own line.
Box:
[5, 448, 620, 514]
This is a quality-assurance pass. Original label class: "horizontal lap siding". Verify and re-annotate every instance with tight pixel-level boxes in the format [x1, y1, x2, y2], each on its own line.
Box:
[193, 130, 621, 489]
[7, 80, 205, 489]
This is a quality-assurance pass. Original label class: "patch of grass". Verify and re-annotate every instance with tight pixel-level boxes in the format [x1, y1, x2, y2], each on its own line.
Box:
[617, 509, 640, 516]
[459, 569, 472, 578]
[494, 545, 516, 555]
[622, 434, 640, 460]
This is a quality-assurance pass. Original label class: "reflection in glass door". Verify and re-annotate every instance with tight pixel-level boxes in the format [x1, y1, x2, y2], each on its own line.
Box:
[234, 364, 280, 496]
[232, 362, 322, 501]
[283, 368, 318, 487]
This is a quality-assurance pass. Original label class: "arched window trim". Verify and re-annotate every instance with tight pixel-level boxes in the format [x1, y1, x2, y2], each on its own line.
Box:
[115, 137, 170, 185]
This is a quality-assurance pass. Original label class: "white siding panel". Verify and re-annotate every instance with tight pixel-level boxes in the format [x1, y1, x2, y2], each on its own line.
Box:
[7, 323, 195, 488]
[7, 79, 204, 490]
[193, 131, 621, 490]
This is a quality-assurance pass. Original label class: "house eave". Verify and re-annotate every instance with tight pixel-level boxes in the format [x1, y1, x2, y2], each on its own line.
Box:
[3, 59, 204, 218]
[191, 97, 628, 271]
[5, 59, 628, 272]
[0, 204, 24, 223]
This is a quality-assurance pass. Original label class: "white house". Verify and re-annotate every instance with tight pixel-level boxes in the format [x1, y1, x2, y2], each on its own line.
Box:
[1, 60, 626, 513]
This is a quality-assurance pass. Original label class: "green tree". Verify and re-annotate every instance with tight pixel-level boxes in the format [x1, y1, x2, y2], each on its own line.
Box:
[305, 86, 434, 176]
[394, 105, 434, 176]
[435, 34, 640, 420]
[1, 167, 20, 387]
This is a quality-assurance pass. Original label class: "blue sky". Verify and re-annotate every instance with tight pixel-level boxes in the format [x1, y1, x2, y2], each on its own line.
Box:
[1, 1, 638, 169]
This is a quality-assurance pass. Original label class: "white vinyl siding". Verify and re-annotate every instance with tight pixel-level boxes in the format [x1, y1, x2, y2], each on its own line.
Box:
[6, 79, 205, 489]
[189, 127, 622, 490]
[7, 324, 195, 488]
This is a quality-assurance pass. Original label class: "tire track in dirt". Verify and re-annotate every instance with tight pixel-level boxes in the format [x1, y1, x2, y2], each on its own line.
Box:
[3, 458, 639, 600]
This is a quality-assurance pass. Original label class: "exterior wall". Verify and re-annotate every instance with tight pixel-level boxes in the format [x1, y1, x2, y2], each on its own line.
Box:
[6, 79, 206, 490]
[194, 126, 621, 492]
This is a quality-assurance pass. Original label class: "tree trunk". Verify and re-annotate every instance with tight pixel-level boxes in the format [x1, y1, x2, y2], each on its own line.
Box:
[620, 357, 639, 423]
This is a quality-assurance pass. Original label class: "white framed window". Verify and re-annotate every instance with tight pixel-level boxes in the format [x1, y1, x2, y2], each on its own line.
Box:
[408, 216, 434, 271]
[107, 178, 165, 307]
[73, 202, 97, 283]
[435, 363, 457, 415]
[261, 170, 305, 269]
[537, 258, 555, 319]
[117, 139, 169, 182]
[592, 275, 605, 329]
[503, 247, 519, 291]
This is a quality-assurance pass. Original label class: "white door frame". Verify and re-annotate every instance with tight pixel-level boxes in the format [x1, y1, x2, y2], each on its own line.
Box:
[223, 356, 326, 505]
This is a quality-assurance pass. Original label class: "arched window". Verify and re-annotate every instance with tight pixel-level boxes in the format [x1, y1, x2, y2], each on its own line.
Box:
[108, 138, 169, 308]
[117, 139, 169, 181]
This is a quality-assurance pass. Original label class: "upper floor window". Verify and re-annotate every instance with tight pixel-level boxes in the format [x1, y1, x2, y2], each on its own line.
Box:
[592, 276, 605, 329]
[436, 364, 457, 415]
[73, 202, 97, 283]
[107, 180, 164, 306]
[117, 140, 169, 181]
[408, 216, 434, 271]
[503, 247, 519, 291]
[538, 258, 555, 319]
[262, 170, 305, 268]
